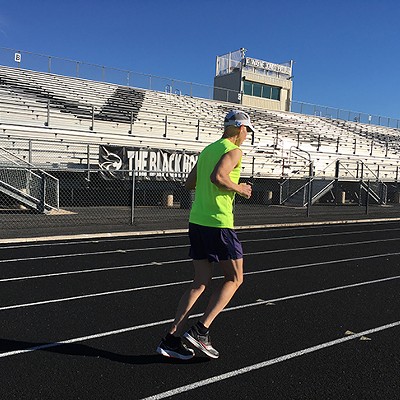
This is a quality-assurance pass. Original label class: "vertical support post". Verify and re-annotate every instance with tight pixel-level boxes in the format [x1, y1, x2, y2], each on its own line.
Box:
[46, 100, 50, 127]
[38, 172, 46, 214]
[130, 111, 133, 134]
[196, 119, 200, 140]
[28, 140, 32, 165]
[306, 178, 312, 217]
[164, 115, 168, 137]
[365, 180, 370, 215]
[90, 106, 94, 131]
[131, 171, 136, 225]
[334, 160, 340, 204]
[87, 145, 90, 182]
[307, 162, 314, 217]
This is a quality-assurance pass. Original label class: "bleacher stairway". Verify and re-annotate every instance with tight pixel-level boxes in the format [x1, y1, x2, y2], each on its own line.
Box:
[282, 178, 335, 206]
[0, 146, 59, 212]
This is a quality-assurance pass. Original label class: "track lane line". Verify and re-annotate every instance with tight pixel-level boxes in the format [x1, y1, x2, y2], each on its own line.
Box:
[1, 217, 400, 244]
[1, 225, 399, 251]
[140, 320, 400, 400]
[1, 249, 400, 284]
[0, 275, 399, 357]
[1, 236, 400, 264]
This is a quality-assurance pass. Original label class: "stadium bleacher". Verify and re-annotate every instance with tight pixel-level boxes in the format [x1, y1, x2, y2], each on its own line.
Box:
[1, 64, 400, 192]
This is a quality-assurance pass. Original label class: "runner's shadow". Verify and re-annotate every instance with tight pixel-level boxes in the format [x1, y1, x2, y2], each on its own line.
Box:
[0, 338, 210, 365]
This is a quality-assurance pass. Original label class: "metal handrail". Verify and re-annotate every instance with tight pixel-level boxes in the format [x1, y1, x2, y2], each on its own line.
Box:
[2, 46, 400, 129]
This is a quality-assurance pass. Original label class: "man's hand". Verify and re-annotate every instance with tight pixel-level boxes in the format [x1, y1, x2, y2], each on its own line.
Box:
[237, 182, 252, 199]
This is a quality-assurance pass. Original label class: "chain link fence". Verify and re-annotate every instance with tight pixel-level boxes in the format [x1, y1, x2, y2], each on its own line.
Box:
[2, 164, 400, 240]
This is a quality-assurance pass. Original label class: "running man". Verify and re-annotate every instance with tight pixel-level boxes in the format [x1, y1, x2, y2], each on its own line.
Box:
[157, 110, 254, 359]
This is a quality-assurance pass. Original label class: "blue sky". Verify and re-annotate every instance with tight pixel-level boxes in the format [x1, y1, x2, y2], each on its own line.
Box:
[1, 0, 400, 119]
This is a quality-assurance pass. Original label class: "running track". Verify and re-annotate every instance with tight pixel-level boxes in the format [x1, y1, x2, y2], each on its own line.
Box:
[0, 221, 399, 399]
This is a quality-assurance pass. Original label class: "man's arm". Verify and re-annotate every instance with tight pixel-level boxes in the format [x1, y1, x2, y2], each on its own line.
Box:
[210, 149, 252, 199]
[184, 162, 197, 190]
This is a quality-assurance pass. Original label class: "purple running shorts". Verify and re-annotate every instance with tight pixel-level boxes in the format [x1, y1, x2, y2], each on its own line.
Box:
[188, 222, 243, 263]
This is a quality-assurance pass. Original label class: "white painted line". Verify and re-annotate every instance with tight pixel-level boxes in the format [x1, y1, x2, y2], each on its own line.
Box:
[2, 236, 400, 265]
[245, 251, 400, 276]
[0, 278, 193, 311]
[0, 318, 175, 359]
[140, 320, 400, 400]
[3, 249, 400, 284]
[241, 226, 400, 243]
[1, 217, 400, 244]
[0, 229, 188, 244]
[0, 258, 192, 283]
[245, 236, 400, 256]
[236, 217, 400, 231]
[1, 257, 400, 310]
[0, 273, 398, 362]
[0, 233, 188, 250]
[223, 275, 400, 313]
[2, 225, 399, 251]
[0, 243, 188, 264]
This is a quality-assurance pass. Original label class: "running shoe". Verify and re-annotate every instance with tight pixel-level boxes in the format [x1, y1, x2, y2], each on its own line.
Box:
[183, 325, 220, 359]
[156, 335, 195, 360]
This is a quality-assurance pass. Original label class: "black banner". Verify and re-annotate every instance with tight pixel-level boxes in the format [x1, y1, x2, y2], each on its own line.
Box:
[99, 145, 198, 180]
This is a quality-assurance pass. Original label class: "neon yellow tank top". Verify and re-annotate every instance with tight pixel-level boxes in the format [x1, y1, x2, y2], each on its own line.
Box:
[189, 138, 242, 228]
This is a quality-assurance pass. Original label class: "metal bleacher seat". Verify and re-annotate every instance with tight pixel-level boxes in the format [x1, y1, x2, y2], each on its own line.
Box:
[1, 64, 400, 180]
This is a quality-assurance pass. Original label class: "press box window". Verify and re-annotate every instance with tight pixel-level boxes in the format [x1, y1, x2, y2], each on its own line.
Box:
[243, 80, 280, 101]
[243, 81, 253, 95]
[253, 83, 262, 97]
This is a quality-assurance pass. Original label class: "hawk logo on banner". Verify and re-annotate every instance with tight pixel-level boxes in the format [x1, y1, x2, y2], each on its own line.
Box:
[99, 145, 198, 181]
[99, 146, 127, 180]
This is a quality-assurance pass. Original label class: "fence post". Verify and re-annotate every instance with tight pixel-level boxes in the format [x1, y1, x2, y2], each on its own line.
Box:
[365, 179, 370, 215]
[131, 171, 136, 225]
[307, 162, 314, 217]
[334, 160, 340, 204]
[87, 145, 91, 182]
[38, 172, 46, 214]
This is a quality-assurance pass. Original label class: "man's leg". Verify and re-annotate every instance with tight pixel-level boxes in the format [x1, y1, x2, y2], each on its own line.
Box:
[183, 257, 243, 358]
[169, 259, 212, 336]
[199, 257, 243, 328]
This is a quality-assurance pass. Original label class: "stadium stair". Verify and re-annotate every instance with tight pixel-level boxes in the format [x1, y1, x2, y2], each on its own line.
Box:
[282, 178, 335, 206]
[0, 146, 59, 213]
